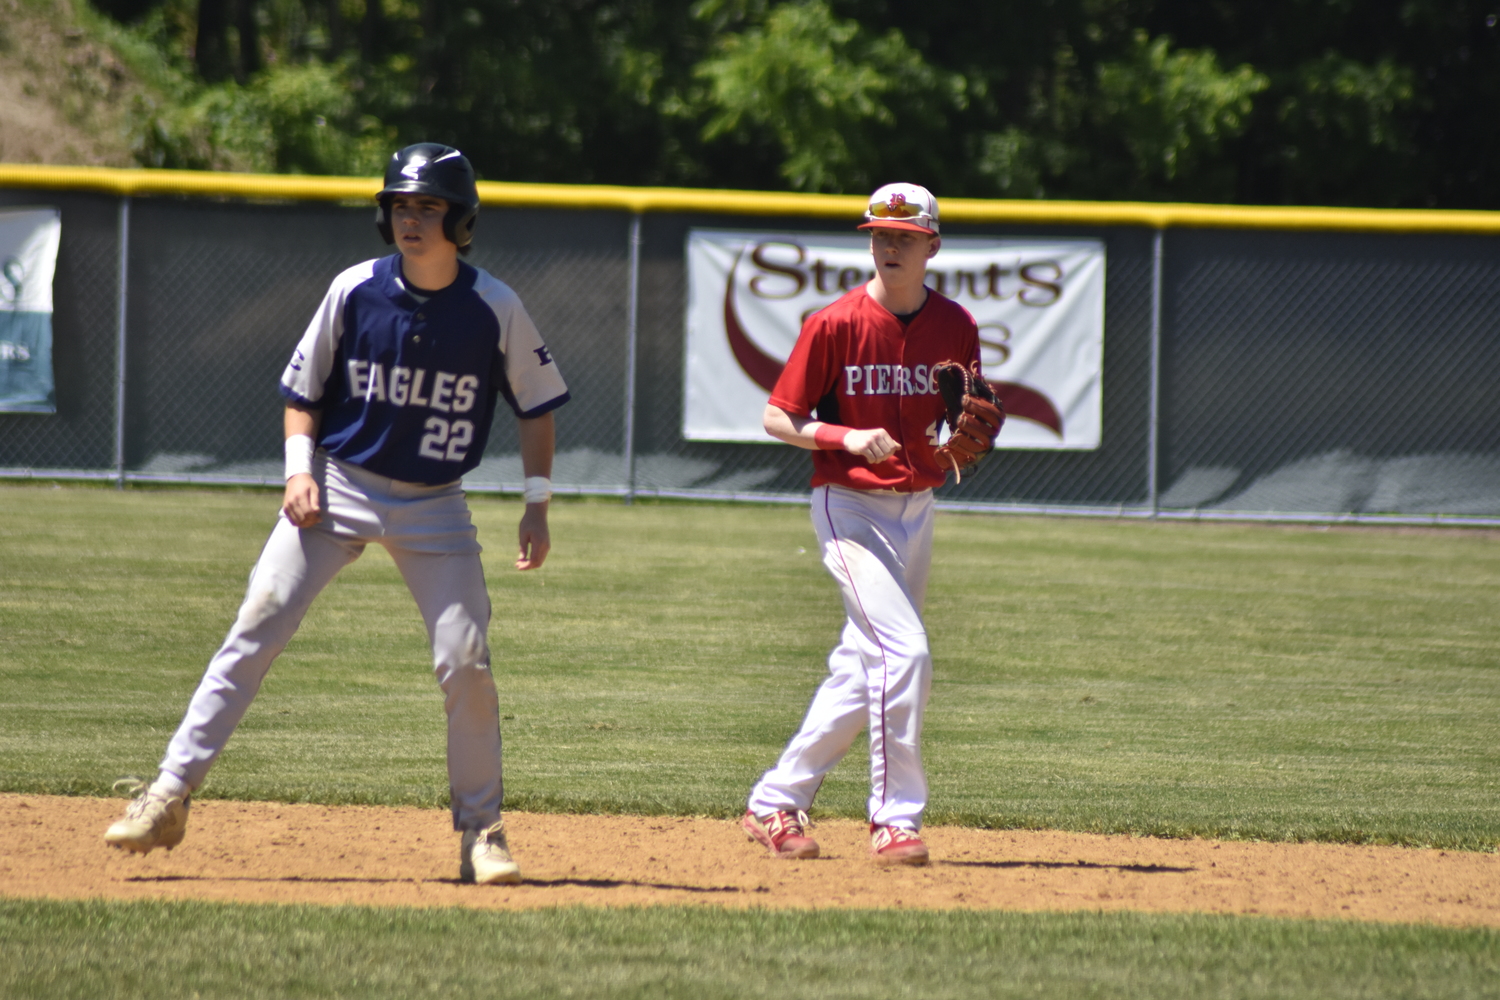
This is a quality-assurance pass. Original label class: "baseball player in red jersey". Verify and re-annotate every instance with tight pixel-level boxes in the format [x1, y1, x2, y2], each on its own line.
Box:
[743, 183, 997, 865]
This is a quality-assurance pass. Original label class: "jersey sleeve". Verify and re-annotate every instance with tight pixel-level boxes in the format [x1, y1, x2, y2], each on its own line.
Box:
[477, 274, 570, 418]
[279, 261, 377, 407]
[768, 311, 839, 417]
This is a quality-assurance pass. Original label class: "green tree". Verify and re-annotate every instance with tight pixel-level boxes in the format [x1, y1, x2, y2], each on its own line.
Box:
[1092, 31, 1267, 196]
[1267, 54, 1415, 205]
[1138, 0, 1480, 206]
[695, 0, 959, 192]
[967, 33, 1266, 201]
[83, 0, 1500, 207]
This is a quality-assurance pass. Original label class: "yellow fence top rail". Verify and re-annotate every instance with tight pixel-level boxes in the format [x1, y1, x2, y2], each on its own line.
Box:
[3, 163, 1499, 235]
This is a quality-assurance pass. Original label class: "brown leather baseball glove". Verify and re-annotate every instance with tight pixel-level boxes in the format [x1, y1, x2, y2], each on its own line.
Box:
[933, 360, 1004, 482]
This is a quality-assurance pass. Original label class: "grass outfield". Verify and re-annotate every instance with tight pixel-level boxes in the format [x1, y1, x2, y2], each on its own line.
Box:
[3, 899, 1498, 1000]
[1, 484, 1498, 848]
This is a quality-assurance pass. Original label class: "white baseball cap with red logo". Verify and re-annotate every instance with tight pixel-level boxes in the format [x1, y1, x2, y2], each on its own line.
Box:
[857, 182, 940, 235]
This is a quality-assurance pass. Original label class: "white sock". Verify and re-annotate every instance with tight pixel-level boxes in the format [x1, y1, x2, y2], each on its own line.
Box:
[150, 772, 191, 799]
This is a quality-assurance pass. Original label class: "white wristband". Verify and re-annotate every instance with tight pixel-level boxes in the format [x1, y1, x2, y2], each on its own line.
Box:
[523, 476, 552, 504]
[284, 434, 315, 480]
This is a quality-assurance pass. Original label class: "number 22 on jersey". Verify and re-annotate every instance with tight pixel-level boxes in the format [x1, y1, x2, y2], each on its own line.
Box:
[419, 418, 474, 461]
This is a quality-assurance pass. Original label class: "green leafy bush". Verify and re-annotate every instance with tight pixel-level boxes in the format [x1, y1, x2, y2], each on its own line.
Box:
[131, 61, 392, 174]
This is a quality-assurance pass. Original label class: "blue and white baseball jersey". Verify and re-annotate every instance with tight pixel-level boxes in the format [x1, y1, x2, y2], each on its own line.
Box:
[280, 255, 569, 485]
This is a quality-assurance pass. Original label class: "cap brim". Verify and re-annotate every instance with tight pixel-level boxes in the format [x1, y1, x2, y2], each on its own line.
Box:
[858, 219, 937, 234]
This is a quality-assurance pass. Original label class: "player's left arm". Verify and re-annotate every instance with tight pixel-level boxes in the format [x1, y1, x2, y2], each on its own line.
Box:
[485, 281, 565, 570]
[515, 412, 554, 571]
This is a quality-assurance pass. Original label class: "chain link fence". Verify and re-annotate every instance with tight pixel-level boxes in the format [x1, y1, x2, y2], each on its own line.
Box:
[1160, 230, 1500, 517]
[2, 182, 1498, 523]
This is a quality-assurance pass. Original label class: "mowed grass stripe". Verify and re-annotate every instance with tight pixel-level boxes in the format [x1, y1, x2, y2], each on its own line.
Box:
[3, 898, 1498, 1000]
[1, 485, 1497, 847]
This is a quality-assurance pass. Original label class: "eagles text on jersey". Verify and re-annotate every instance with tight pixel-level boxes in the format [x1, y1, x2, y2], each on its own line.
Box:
[280, 255, 569, 485]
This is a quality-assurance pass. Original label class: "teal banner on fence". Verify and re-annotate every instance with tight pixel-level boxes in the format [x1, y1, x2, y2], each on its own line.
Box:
[0, 208, 61, 414]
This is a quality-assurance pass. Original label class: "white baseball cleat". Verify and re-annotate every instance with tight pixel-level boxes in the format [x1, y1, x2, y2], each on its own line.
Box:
[104, 779, 191, 854]
[462, 818, 521, 885]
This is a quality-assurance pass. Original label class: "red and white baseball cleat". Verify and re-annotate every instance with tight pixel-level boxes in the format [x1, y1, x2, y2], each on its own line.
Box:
[743, 809, 819, 859]
[870, 823, 929, 865]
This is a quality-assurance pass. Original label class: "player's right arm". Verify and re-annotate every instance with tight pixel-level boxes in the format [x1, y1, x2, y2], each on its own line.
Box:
[764, 308, 899, 465]
[278, 263, 370, 527]
[283, 403, 323, 528]
[762, 403, 900, 465]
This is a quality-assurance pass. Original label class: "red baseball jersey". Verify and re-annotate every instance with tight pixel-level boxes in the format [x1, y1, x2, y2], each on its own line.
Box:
[769, 286, 981, 492]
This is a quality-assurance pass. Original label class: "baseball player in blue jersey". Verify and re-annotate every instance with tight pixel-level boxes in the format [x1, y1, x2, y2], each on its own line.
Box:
[104, 143, 570, 885]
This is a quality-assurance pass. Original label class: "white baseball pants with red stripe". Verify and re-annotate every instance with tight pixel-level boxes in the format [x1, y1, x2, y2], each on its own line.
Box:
[748, 483, 934, 830]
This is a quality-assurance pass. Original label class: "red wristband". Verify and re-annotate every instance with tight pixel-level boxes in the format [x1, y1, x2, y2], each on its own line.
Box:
[812, 424, 852, 451]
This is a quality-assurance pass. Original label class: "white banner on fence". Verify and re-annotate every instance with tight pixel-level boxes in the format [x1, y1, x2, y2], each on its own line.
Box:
[0, 208, 61, 414]
[684, 230, 1105, 448]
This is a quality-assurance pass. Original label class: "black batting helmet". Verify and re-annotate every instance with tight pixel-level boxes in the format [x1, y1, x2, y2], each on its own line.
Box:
[375, 143, 479, 252]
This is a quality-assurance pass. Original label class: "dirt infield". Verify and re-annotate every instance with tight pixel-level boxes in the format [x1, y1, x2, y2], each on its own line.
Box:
[3, 794, 1496, 926]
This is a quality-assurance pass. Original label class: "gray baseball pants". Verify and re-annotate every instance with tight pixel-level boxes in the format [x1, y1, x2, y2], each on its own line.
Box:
[159, 454, 503, 831]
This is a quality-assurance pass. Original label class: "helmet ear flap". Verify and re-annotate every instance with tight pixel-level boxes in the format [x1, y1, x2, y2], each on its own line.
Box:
[375, 197, 395, 245]
[444, 203, 478, 254]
